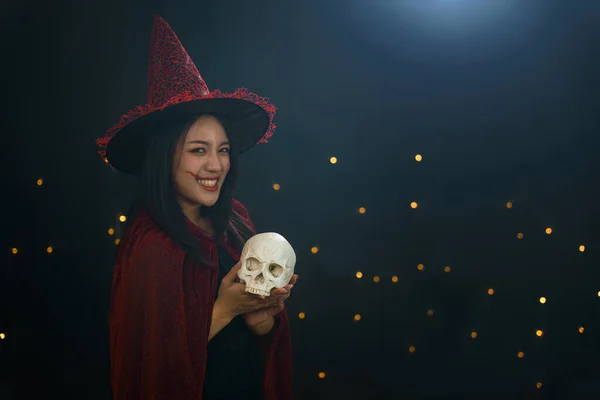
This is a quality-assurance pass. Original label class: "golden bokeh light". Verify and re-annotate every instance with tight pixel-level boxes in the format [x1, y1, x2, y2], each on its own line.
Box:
[539, 297, 547, 304]
[353, 314, 361, 322]
[36, 178, 44, 186]
[417, 263, 425, 271]
[373, 276, 380, 283]
[0, 333, 5, 340]
[408, 345, 416, 353]
[578, 326, 585, 334]
[506, 201, 513, 209]
[391, 275, 399, 283]
[356, 271, 363, 279]
[299, 312, 306, 320]
[318, 372, 326, 379]
[410, 202, 418, 209]
[535, 329, 544, 337]
[536, 382, 542, 389]
[579, 245, 585, 252]
[46, 246, 54, 254]
[358, 207, 366, 214]
[114, 238, 121, 245]
[11, 248, 18, 255]
[517, 233, 524, 239]
[471, 331, 478, 339]
[444, 266, 451, 273]
[329, 157, 337, 164]
[545, 227, 552, 234]
[108, 228, 115, 236]
[311, 246, 319, 254]
[415, 154, 423, 162]
[272, 183, 281, 191]
[427, 309, 434, 317]
[488, 288, 495, 295]
[119, 215, 127, 222]
[517, 351, 524, 359]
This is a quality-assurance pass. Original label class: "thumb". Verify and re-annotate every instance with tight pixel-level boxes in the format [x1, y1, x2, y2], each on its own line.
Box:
[223, 261, 243, 283]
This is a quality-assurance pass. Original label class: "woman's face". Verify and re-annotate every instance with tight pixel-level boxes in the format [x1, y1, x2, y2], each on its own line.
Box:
[173, 115, 231, 217]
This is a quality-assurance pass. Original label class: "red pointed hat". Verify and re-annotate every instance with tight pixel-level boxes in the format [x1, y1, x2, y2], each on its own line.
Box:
[96, 16, 276, 175]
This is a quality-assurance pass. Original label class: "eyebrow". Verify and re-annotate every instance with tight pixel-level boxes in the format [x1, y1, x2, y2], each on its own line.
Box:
[186, 140, 230, 146]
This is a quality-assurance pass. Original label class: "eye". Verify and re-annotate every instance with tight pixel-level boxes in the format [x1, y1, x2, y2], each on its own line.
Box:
[245, 257, 261, 271]
[219, 147, 230, 153]
[191, 147, 206, 153]
[268, 263, 283, 278]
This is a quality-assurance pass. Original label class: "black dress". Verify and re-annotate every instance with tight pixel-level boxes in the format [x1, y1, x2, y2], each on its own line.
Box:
[202, 245, 264, 400]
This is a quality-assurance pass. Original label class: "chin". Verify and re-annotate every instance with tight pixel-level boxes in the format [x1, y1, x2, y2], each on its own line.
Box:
[197, 193, 220, 207]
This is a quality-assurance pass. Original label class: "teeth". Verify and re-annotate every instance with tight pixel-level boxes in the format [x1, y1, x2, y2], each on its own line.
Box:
[197, 179, 217, 187]
[245, 287, 269, 296]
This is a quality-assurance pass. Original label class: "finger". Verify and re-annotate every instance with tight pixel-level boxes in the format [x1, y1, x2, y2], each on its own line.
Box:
[270, 287, 287, 296]
[223, 261, 243, 282]
[268, 292, 289, 305]
[244, 291, 266, 301]
[289, 274, 298, 285]
[265, 302, 284, 316]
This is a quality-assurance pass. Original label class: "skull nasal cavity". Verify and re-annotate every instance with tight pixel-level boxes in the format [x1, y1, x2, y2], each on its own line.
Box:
[269, 264, 283, 278]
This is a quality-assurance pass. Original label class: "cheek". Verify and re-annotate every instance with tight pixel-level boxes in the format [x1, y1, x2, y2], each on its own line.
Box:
[177, 154, 203, 174]
[223, 159, 231, 175]
[173, 156, 198, 189]
[173, 171, 191, 195]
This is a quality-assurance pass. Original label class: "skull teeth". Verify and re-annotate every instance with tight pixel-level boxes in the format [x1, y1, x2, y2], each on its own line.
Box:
[245, 287, 269, 296]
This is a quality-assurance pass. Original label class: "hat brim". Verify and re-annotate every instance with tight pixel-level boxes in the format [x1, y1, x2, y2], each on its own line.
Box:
[104, 98, 269, 175]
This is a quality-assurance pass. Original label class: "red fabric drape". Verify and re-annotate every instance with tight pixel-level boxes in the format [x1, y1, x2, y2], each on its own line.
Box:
[109, 199, 293, 399]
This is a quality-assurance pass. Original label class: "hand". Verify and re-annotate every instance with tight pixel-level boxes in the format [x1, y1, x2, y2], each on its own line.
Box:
[242, 274, 298, 328]
[215, 261, 289, 320]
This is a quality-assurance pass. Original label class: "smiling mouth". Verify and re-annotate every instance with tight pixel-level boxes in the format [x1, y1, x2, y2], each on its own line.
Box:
[197, 179, 217, 188]
[186, 172, 219, 189]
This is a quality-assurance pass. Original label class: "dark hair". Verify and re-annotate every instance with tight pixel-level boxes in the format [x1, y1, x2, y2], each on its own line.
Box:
[126, 113, 254, 266]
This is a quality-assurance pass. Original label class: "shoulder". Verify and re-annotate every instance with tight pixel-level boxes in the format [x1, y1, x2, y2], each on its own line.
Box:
[119, 209, 185, 264]
[231, 198, 251, 220]
[231, 198, 256, 234]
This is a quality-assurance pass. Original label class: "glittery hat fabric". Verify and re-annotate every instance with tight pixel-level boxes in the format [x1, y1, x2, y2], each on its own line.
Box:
[96, 16, 276, 175]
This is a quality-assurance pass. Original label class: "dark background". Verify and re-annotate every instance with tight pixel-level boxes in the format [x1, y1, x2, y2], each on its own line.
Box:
[2, 0, 600, 398]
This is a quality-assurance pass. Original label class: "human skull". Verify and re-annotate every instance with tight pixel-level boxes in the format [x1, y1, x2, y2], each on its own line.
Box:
[237, 232, 296, 297]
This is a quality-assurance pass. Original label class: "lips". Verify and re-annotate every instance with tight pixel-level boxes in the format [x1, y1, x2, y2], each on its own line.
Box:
[186, 172, 220, 191]
[198, 181, 218, 192]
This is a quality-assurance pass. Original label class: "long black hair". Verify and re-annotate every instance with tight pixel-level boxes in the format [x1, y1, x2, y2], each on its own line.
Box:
[126, 113, 254, 266]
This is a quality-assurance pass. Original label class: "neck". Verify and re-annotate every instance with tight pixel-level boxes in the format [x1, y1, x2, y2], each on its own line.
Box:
[179, 200, 216, 238]
[178, 199, 201, 226]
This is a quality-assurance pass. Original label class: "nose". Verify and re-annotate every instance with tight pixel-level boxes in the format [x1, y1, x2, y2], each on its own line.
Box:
[205, 152, 223, 173]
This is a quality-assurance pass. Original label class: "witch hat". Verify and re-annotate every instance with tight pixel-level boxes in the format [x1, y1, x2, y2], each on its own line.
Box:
[96, 16, 276, 175]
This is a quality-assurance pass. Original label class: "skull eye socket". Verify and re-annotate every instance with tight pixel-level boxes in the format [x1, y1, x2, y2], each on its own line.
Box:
[246, 257, 261, 271]
[268, 263, 283, 278]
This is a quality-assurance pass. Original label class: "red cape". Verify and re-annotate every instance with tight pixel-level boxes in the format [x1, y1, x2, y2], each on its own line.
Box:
[109, 199, 293, 399]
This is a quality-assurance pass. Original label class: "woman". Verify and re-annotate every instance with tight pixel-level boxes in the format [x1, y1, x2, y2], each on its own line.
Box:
[97, 16, 296, 400]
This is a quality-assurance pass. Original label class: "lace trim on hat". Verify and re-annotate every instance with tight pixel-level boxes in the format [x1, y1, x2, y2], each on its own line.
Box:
[95, 88, 276, 162]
